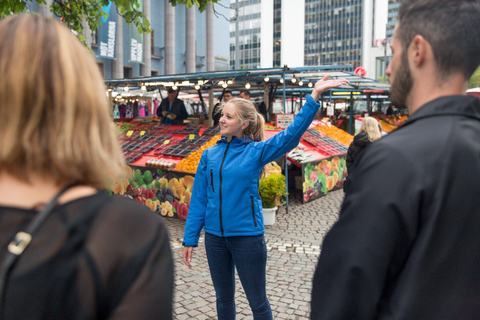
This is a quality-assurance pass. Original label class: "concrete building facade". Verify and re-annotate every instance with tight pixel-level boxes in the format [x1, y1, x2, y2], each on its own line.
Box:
[33, 0, 230, 79]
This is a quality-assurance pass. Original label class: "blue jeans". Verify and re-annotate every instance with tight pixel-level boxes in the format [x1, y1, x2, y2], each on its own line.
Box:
[205, 232, 272, 320]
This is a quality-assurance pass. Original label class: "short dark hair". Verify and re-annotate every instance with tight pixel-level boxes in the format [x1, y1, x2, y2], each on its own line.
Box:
[167, 88, 177, 93]
[240, 90, 250, 97]
[397, 0, 480, 80]
[223, 90, 233, 95]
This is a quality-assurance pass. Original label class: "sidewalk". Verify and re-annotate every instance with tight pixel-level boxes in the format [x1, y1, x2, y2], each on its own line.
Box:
[162, 189, 344, 319]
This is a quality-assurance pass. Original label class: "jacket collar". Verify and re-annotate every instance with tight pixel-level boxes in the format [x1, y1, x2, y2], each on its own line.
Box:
[217, 136, 254, 145]
[405, 95, 480, 126]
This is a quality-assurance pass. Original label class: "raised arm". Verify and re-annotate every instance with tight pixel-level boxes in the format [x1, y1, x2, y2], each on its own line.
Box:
[255, 75, 348, 166]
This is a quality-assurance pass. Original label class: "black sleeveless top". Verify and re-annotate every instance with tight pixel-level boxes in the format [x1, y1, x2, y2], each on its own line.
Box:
[0, 193, 173, 319]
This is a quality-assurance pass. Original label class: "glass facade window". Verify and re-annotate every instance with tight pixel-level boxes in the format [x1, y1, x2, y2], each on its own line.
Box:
[272, 0, 281, 67]
[230, 0, 262, 69]
[304, 0, 363, 68]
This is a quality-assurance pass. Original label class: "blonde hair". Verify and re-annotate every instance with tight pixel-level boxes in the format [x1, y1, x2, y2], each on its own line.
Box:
[221, 98, 267, 177]
[226, 98, 265, 142]
[0, 15, 126, 188]
[359, 117, 382, 142]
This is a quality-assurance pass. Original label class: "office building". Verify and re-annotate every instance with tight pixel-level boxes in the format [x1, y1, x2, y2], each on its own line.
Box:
[230, 0, 396, 80]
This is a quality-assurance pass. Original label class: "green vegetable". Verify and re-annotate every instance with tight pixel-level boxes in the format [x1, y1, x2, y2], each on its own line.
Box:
[137, 177, 145, 186]
[131, 181, 139, 188]
[134, 169, 143, 182]
[143, 170, 153, 184]
[154, 180, 161, 190]
[147, 182, 154, 190]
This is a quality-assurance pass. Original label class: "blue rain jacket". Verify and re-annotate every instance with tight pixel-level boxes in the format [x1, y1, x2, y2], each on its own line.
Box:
[183, 94, 320, 246]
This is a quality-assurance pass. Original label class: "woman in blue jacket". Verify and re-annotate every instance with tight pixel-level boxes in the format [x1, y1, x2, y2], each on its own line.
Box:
[182, 76, 348, 319]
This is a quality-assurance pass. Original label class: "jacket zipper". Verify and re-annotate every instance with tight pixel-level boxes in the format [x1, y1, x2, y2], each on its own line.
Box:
[219, 140, 232, 236]
[210, 169, 215, 192]
[250, 196, 257, 227]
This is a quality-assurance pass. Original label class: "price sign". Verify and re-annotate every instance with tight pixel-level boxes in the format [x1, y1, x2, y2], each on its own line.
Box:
[275, 114, 295, 129]
[164, 140, 170, 145]
[327, 106, 334, 116]
[140, 131, 146, 136]
[126, 130, 133, 137]
[189, 134, 195, 140]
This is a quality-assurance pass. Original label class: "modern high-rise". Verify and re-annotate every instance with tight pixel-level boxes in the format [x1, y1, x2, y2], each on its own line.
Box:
[230, 0, 395, 80]
[386, 0, 401, 38]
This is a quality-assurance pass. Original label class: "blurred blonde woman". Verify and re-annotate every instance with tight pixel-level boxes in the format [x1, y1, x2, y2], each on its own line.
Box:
[0, 15, 173, 319]
[183, 76, 348, 319]
[344, 117, 382, 190]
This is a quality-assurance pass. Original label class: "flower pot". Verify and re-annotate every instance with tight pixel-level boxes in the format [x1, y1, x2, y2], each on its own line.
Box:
[262, 207, 277, 226]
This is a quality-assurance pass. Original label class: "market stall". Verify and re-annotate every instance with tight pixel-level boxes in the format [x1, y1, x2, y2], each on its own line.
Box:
[106, 66, 390, 217]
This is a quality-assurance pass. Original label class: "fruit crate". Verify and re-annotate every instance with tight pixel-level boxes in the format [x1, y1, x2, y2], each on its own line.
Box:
[133, 134, 157, 142]
[124, 151, 142, 164]
[150, 136, 182, 155]
[172, 126, 201, 134]
[131, 123, 156, 132]
[178, 135, 212, 146]
[136, 142, 159, 154]
[202, 127, 220, 136]
[121, 141, 142, 152]
[163, 144, 199, 158]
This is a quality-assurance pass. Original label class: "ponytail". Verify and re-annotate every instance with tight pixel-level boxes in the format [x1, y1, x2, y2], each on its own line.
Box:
[251, 112, 265, 142]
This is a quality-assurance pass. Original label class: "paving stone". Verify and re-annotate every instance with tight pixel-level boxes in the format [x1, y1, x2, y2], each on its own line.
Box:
[164, 188, 344, 319]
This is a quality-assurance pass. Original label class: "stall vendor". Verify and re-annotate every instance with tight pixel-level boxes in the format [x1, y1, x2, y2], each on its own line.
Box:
[157, 88, 189, 125]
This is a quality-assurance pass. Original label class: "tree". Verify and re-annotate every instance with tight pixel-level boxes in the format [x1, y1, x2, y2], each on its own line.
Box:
[0, 0, 218, 43]
[468, 66, 480, 89]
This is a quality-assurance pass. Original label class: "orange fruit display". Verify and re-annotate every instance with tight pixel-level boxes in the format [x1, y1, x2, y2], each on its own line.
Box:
[175, 135, 221, 173]
[313, 125, 354, 146]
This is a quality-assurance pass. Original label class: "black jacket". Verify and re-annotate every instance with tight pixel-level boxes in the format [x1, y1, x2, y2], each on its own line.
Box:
[346, 131, 372, 173]
[156, 98, 188, 125]
[311, 95, 480, 320]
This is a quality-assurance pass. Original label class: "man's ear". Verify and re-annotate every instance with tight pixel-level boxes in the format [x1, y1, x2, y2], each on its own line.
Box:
[410, 34, 429, 67]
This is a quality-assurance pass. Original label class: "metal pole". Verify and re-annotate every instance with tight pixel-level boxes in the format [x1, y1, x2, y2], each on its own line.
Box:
[349, 92, 354, 134]
[282, 71, 288, 213]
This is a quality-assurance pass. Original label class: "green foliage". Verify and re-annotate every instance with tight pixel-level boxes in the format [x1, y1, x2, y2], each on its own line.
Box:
[468, 66, 480, 89]
[0, 0, 218, 47]
[258, 173, 287, 209]
[169, 0, 218, 12]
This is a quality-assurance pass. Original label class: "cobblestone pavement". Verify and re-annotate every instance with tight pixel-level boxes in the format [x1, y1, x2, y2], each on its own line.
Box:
[161, 189, 344, 319]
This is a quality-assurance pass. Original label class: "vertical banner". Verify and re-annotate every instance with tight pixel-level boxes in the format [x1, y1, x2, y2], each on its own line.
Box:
[129, 0, 144, 64]
[98, 2, 117, 60]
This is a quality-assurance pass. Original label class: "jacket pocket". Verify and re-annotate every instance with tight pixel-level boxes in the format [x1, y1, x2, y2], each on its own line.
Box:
[251, 196, 257, 227]
[210, 169, 215, 192]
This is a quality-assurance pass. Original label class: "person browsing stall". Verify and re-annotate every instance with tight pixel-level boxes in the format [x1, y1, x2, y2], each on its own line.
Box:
[212, 90, 234, 127]
[311, 0, 480, 319]
[156, 88, 188, 125]
[0, 15, 174, 319]
[182, 76, 348, 320]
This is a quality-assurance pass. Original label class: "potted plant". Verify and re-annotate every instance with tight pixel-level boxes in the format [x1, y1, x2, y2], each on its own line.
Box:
[258, 173, 287, 225]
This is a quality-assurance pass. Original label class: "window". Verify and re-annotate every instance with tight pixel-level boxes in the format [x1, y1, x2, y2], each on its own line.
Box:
[150, 30, 155, 55]
[124, 66, 133, 79]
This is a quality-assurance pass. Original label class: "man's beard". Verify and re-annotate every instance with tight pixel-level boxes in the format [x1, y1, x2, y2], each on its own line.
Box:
[389, 50, 413, 109]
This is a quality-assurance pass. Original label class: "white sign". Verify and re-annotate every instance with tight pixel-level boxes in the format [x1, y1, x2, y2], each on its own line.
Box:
[327, 106, 334, 116]
[276, 114, 295, 129]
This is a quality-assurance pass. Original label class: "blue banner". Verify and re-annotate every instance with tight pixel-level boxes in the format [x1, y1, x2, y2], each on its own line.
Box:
[98, 3, 117, 60]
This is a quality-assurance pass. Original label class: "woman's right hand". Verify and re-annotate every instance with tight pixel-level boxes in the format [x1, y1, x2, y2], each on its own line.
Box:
[183, 246, 193, 268]
[311, 75, 349, 101]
